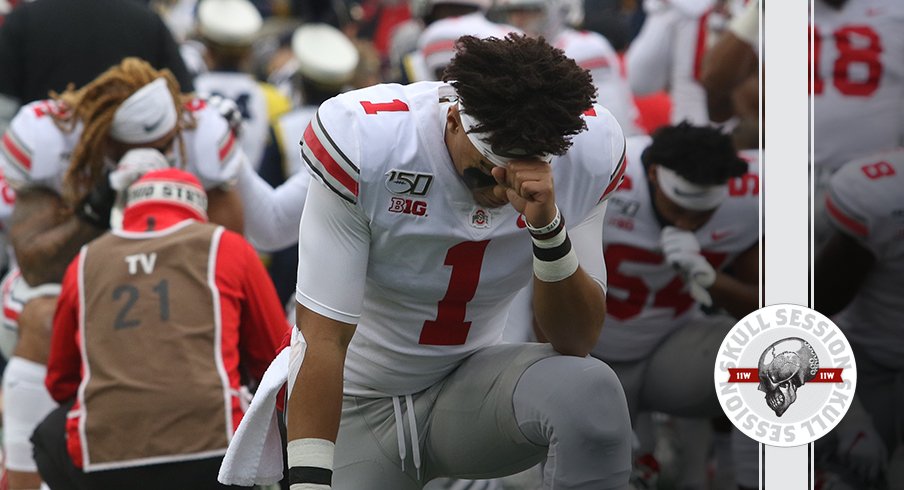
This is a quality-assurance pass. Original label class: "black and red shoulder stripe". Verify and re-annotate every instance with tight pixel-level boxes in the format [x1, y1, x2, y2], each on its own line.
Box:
[599, 141, 627, 202]
[300, 111, 360, 204]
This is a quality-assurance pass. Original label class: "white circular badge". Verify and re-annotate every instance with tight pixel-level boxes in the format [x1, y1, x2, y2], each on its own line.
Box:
[713, 304, 857, 447]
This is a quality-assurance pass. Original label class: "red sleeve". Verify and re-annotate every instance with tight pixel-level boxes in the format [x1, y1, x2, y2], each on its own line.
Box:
[46, 256, 83, 403]
[219, 231, 288, 382]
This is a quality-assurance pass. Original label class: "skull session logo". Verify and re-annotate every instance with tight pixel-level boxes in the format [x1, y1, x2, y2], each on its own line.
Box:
[713, 304, 857, 447]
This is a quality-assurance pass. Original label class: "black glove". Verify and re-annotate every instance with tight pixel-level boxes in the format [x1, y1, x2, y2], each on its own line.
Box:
[75, 169, 116, 229]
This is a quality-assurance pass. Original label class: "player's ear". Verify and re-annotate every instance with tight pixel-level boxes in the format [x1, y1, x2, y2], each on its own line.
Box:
[647, 163, 658, 183]
[446, 104, 462, 135]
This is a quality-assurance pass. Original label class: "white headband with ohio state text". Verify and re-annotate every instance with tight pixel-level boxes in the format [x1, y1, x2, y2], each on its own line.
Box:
[126, 180, 208, 220]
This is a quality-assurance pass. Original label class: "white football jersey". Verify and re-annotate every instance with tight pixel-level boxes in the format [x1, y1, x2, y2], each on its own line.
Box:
[626, 0, 717, 125]
[826, 148, 904, 369]
[812, 0, 904, 172]
[593, 136, 759, 362]
[555, 28, 643, 136]
[195, 72, 279, 171]
[0, 97, 243, 217]
[296, 81, 626, 396]
[415, 13, 518, 81]
[275, 105, 318, 177]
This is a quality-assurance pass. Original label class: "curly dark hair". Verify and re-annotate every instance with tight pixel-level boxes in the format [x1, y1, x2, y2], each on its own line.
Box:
[641, 122, 748, 185]
[443, 34, 596, 157]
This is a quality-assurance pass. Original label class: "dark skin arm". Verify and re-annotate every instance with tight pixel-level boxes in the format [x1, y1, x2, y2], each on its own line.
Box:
[700, 32, 759, 123]
[286, 304, 356, 442]
[709, 241, 760, 319]
[10, 187, 102, 286]
[814, 231, 875, 316]
[492, 163, 606, 357]
[532, 267, 606, 356]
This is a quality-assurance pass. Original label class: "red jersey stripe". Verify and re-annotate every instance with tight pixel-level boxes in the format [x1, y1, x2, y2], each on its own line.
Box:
[218, 131, 236, 162]
[825, 195, 868, 237]
[2, 307, 19, 322]
[693, 11, 710, 81]
[580, 57, 611, 70]
[303, 123, 358, 198]
[2, 132, 31, 171]
[600, 152, 628, 201]
[423, 40, 456, 58]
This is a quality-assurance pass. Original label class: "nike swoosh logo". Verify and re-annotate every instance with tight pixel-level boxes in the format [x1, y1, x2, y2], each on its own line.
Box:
[711, 230, 732, 241]
[143, 113, 166, 133]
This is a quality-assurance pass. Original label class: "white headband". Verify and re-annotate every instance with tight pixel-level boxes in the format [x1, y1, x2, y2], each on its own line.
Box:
[656, 166, 728, 211]
[457, 102, 552, 167]
[110, 78, 178, 144]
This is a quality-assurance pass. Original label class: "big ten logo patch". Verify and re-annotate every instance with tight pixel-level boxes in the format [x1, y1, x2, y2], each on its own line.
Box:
[714, 304, 856, 447]
[607, 196, 640, 231]
[389, 197, 427, 216]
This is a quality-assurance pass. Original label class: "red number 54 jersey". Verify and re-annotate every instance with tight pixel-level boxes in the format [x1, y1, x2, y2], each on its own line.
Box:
[592, 136, 760, 362]
[811, 0, 904, 172]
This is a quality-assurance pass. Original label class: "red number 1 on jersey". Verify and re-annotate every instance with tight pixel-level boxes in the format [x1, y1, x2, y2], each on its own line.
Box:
[419, 240, 490, 345]
[360, 99, 410, 115]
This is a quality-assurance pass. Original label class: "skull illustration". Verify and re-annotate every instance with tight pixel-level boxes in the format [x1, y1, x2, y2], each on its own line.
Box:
[757, 338, 819, 417]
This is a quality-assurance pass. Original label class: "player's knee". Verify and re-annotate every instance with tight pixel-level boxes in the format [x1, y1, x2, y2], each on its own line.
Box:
[537, 356, 632, 443]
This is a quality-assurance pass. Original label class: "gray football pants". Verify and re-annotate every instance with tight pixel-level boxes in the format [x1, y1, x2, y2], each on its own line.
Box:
[603, 315, 759, 488]
[331, 343, 632, 489]
[605, 315, 734, 420]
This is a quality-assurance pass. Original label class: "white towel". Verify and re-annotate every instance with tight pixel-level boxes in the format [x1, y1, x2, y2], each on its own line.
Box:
[217, 346, 288, 485]
[218, 339, 295, 486]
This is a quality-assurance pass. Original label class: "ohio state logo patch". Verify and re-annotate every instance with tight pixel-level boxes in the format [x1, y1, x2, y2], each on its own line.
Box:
[470, 208, 491, 229]
[714, 304, 856, 447]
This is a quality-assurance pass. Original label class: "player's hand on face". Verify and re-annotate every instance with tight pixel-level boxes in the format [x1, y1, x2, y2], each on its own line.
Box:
[491, 160, 557, 226]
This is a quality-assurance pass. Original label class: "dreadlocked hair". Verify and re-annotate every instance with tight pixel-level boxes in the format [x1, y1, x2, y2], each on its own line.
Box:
[443, 34, 595, 157]
[52, 57, 195, 204]
[641, 122, 748, 185]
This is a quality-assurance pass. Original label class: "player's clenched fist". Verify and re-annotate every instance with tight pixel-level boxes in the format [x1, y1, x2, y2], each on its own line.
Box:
[491, 160, 557, 227]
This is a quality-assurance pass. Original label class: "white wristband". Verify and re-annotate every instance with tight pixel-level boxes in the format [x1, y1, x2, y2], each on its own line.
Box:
[531, 228, 568, 249]
[526, 205, 562, 236]
[533, 247, 580, 282]
[288, 438, 335, 490]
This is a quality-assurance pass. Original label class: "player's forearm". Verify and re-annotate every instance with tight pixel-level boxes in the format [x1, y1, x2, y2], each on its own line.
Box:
[700, 33, 758, 98]
[532, 269, 606, 357]
[237, 161, 306, 251]
[624, 19, 671, 95]
[286, 336, 348, 442]
[708, 272, 758, 320]
[288, 306, 356, 442]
